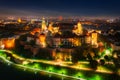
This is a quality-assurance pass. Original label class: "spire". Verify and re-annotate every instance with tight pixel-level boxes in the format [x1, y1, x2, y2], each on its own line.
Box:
[72, 22, 83, 35]
[42, 17, 47, 31]
[77, 22, 83, 35]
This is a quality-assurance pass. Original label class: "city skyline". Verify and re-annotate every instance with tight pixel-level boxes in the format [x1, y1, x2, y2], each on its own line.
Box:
[0, 1, 120, 79]
[0, 0, 120, 18]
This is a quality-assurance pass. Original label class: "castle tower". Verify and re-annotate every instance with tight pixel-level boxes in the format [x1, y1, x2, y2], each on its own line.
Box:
[72, 22, 83, 35]
[91, 31, 98, 46]
[41, 17, 47, 31]
[48, 22, 53, 33]
[77, 22, 83, 35]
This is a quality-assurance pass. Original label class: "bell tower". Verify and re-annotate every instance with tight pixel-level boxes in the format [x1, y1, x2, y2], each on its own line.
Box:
[77, 22, 83, 35]
[41, 17, 47, 31]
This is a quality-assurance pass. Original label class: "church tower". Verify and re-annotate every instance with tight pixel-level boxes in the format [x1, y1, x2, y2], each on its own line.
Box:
[77, 22, 83, 35]
[91, 31, 98, 46]
[48, 22, 53, 33]
[41, 17, 47, 31]
[73, 22, 83, 35]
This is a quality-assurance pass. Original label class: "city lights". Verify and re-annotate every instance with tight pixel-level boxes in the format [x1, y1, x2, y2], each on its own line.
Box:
[0, 1, 120, 79]
[0, 49, 117, 80]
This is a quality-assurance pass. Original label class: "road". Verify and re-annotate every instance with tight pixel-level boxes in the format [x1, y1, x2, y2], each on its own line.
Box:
[0, 49, 115, 80]
[0, 49, 86, 80]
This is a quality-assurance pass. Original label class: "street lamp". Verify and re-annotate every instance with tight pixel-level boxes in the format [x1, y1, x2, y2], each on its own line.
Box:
[33, 63, 40, 69]
[47, 66, 54, 78]
[74, 72, 83, 80]
[8, 63, 11, 66]
[22, 61, 29, 65]
[34, 71, 37, 74]
[62, 72, 64, 80]
[59, 69, 66, 80]
[49, 69, 52, 77]
[24, 68, 26, 71]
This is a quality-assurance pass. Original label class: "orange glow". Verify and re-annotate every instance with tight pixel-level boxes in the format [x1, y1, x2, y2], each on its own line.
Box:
[42, 17, 47, 30]
[48, 22, 53, 32]
[53, 27, 59, 33]
[39, 34, 46, 47]
[18, 18, 22, 23]
[72, 38, 81, 46]
[86, 33, 90, 36]
[3, 38, 15, 49]
[39, 34, 46, 43]
[30, 28, 41, 35]
[52, 50, 56, 57]
[91, 32, 98, 45]
[58, 16, 63, 21]
[72, 22, 83, 35]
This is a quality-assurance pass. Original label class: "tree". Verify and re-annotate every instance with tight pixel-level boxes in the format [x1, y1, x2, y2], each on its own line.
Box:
[87, 53, 93, 61]
[19, 34, 27, 41]
[113, 58, 120, 69]
[104, 55, 111, 64]
[71, 47, 85, 64]
[36, 48, 52, 60]
[29, 40, 35, 46]
[14, 39, 24, 52]
[113, 50, 120, 69]
[99, 59, 105, 65]
[89, 60, 98, 70]
[91, 48, 99, 57]
[71, 51, 79, 64]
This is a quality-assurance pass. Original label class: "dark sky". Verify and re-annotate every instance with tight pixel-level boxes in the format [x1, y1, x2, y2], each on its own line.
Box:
[0, 0, 120, 18]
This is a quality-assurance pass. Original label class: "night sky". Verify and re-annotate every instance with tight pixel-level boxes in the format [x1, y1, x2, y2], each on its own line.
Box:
[0, 0, 120, 18]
